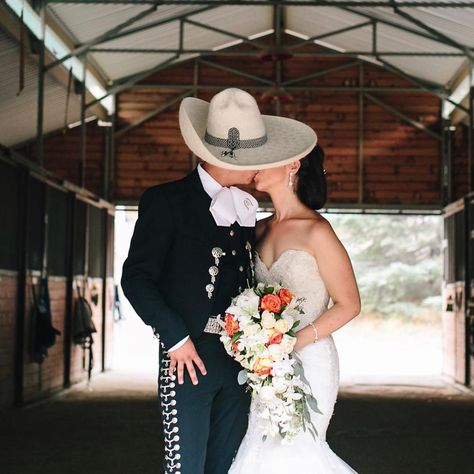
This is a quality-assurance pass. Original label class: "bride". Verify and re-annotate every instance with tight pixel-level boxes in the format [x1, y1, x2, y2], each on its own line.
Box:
[229, 144, 361, 473]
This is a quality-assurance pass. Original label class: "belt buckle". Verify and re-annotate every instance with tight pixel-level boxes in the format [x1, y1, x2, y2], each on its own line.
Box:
[203, 315, 224, 335]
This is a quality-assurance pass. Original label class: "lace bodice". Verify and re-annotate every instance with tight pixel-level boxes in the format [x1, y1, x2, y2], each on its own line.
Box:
[255, 249, 330, 330]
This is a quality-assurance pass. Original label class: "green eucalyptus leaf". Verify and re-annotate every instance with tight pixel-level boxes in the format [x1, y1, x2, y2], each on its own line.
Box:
[307, 394, 323, 415]
[230, 331, 243, 344]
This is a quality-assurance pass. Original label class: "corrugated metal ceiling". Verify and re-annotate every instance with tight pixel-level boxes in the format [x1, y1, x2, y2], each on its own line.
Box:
[286, 6, 469, 86]
[49, 4, 274, 81]
[45, 2, 474, 87]
[1, 1, 473, 148]
[0, 29, 94, 148]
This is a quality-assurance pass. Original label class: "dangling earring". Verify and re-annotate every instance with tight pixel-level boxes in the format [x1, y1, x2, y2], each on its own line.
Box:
[288, 173, 294, 187]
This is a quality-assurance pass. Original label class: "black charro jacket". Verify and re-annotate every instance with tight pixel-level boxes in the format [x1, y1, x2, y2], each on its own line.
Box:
[121, 168, 256, 351]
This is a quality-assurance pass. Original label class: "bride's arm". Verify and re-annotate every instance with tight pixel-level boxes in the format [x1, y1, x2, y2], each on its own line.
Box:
[294, 219, 361, 352]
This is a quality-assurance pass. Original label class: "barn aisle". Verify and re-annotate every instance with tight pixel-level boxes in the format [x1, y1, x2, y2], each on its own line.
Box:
[1, 370, 473, 474]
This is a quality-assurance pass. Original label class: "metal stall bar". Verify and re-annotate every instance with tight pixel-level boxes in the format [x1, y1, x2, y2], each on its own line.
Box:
[273, 1, 283, 116]
[79, 56, 87, 188]
[14, 165, 30, 405]
[358, 62, 364, 204]
[469, 63, 474, 193]
[191, 59, 199, 169]
[35, 0, 46, 166]
[88, 48, 467, 57]
[44, 1, 474, 7]
[63, 189, 76, 388]
[441, 100, 453, 206]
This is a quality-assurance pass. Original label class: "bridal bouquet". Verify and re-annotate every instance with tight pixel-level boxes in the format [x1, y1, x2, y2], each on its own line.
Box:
[219, 283, 321, 443]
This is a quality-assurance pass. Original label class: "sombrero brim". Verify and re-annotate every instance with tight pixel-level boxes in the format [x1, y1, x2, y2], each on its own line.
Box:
[179, 97, 317, 170]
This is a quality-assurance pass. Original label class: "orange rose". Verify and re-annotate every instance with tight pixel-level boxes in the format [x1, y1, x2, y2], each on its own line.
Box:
[260, 294, 282, 313]
[268, 332, 283, 346]
[253, 357, 272, 376]
[225, 313, 239, 337]
[278, 288, 293, 305]
[232, 340, 241, 352]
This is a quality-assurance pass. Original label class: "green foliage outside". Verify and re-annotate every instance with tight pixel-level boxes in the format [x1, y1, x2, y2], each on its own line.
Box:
[324, 214, 443, 321]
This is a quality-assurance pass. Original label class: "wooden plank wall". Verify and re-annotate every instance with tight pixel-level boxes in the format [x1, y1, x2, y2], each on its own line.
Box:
[17, 123, 106, 198]
[0, 154, 115, 408]
[114, 45, 444, 205]
[452, 124, 469, 201]
[17, 39, 471, 206]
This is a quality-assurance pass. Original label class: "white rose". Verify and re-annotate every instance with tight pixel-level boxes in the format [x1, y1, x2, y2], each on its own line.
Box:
[243, 323, 260, 337]
[261, 311, 276, 329]
[272, 377, 288, 394]
[267, 344, 284, 362]
[274, 319, 290, 334]
[280, 335, 297, 353]
[259, 385, 277, 403]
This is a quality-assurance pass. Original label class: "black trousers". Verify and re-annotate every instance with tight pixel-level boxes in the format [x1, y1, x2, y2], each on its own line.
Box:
[158, 333, 251, 474]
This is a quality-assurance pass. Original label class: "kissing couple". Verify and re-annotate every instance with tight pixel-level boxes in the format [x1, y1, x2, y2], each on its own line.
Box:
[121, 87, 361, 474]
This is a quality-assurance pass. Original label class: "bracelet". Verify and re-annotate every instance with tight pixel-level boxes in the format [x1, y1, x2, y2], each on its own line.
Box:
[309, 322, 319, 343]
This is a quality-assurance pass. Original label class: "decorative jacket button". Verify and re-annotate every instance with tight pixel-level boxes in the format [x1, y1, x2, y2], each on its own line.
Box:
[232, 250, 237, 256]
[239, 266, 244, 272]
[230, 230, 235, 236]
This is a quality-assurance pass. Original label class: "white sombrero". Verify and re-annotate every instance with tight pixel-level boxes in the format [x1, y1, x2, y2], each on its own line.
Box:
[179, 87, 317, 170]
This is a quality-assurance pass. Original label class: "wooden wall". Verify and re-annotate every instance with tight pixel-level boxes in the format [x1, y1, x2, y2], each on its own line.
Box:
[0, 154, 115, 409]
[452, 124, 470, 201]
[114, 44, 444, 205]
[17, 123, 107, 199]
[17, 38, 471, 206]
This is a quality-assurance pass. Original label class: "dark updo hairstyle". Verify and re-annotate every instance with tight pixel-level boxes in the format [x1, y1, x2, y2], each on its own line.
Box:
[295, 143, 327, 210]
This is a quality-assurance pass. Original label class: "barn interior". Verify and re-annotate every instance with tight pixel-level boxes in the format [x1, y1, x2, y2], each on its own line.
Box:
[0, 1, 474, 473]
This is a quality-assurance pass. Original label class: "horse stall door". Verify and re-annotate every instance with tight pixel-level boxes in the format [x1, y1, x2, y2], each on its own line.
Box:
[442, 195, 472, 387]
[442, 199, 467, 384]
[466, 194, 474, 387]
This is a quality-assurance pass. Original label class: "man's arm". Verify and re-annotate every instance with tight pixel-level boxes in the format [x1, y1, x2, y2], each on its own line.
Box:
[120, 186, 189, 350]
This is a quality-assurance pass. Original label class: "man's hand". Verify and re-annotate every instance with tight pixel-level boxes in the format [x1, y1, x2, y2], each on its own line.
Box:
[168, 338, 207, 385]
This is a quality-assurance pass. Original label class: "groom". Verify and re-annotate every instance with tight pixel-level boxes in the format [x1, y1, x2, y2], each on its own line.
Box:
[121, 89, 263, 474]
[122, 88, 316, 473]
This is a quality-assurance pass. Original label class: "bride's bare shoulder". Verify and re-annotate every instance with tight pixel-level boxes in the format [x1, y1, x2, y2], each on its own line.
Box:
[306, 213, 339, 241]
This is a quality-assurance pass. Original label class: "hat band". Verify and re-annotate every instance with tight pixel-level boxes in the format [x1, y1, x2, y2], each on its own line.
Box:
[204, 127, 267, 159]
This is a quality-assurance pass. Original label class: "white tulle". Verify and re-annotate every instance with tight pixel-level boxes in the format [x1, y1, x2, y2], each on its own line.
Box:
[228, 249, 358, 474]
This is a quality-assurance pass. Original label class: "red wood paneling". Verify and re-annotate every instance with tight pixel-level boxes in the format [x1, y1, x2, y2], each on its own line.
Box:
[0, 273, 17, 408]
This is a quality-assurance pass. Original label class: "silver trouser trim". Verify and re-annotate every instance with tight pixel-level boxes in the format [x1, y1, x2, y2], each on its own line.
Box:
[159, 343, 182, 473]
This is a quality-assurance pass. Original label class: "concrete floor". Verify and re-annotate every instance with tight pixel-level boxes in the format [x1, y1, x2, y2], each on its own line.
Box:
[1, 371, 473, 474]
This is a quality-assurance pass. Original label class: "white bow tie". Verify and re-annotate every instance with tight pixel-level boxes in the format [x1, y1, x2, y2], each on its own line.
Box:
[209, 186, 258, 227]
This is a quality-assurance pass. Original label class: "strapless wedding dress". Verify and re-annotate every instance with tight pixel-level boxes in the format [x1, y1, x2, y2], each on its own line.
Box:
[228, 249, 359, 474]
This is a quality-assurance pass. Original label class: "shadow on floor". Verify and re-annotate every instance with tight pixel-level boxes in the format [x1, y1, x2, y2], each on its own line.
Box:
[1, 370, 473, 474]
